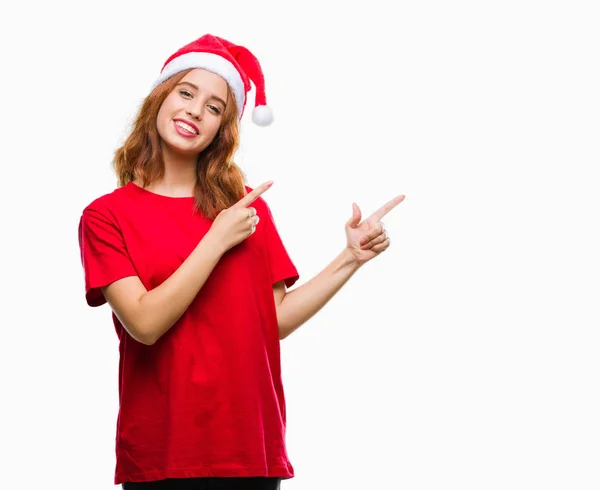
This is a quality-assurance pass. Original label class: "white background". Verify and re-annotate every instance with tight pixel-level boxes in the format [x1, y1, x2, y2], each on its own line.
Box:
[1, 1, 598, 489]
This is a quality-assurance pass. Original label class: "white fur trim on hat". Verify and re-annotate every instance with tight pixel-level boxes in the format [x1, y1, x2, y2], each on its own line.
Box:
[151, 52, 245, 116]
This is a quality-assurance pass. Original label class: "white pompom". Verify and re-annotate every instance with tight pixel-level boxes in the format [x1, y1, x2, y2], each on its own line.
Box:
[252, 105, 274, 126]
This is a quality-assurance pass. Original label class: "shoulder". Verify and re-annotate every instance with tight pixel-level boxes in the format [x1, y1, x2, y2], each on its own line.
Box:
[82, 184, 132, 216]
[80, 185, 134, 229]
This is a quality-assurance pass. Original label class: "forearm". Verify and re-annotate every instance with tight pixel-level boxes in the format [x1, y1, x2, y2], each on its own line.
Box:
[139, 233, 224, 344]
[278, 248, 361, 339]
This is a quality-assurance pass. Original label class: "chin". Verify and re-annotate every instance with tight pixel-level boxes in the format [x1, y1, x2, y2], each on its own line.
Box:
[166, 132, 205, 151]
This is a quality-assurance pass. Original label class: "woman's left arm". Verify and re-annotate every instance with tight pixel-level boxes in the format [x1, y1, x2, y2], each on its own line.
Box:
[274, 194, 405, 339]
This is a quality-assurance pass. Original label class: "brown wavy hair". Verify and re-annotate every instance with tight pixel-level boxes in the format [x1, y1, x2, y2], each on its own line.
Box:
[113, 68, 246, 219]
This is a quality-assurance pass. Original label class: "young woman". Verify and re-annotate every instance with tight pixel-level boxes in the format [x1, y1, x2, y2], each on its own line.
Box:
[78, 34, 404, 489]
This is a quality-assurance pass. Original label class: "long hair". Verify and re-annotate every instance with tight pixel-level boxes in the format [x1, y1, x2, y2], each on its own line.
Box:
[113, 68, 246, 219]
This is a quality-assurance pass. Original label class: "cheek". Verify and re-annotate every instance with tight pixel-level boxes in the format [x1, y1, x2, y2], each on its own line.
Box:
[211, 118, 224, 136]
[156, 104, 170, 127]
[155, 111, 169, 140]
[156, 98, 180, 136]
[157, 96, 178, 122]
[201, 119, 221, 142]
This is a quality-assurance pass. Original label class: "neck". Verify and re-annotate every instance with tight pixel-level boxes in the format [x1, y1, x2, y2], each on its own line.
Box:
[141, 145, 198, 198]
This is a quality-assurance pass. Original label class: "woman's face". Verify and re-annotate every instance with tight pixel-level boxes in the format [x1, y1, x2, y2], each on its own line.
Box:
[156, 68, 229, 156]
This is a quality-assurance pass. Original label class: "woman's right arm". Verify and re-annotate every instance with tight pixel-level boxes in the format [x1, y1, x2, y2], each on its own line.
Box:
[102, 235, 223, 345]
[101, 181, 273, 346]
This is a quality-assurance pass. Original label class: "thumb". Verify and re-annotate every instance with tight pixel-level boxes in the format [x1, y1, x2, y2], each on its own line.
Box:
[346, 202, 362, 228]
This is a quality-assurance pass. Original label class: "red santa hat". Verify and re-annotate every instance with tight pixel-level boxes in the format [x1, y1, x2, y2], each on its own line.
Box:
[151, 34, 274, 126]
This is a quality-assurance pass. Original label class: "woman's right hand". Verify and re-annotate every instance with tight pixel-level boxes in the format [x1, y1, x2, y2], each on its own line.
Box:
[207, 181, 273, 254]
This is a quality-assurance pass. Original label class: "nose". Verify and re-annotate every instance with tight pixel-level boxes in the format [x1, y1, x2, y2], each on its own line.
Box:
[186, 101, 204, 121]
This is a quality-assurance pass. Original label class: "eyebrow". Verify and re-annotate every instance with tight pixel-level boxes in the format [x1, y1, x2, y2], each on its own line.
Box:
[177, 81, 227, 108]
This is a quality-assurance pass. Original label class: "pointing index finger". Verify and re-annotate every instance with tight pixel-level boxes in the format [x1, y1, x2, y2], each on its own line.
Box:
[367, 194, 405, 222]
[235, 181, 274, 208]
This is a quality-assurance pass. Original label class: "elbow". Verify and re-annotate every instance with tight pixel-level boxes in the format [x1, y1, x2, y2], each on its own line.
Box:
[124, 317, 160, 346]
[129, 309, 174, 345]
[276, 311, 296, 340]
[128, 324, 157, 346]
[131, 301, 170, 345]
[134, 316, 176, 346]
[136, 320, 163, 346]
[276, 311, 288, 340]
[138, 332, 158, 346]
[278, 321, 293, 340]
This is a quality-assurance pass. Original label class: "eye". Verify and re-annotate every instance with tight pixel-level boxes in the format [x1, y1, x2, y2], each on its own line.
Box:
[179, 90, 193, 98]
[208, 105, 222, 115]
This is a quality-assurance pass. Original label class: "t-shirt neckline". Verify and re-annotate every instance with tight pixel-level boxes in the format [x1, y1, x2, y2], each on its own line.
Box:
[127, 182, 196, 201]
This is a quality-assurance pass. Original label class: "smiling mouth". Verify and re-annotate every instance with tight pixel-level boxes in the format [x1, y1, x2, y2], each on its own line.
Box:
[174, 120, 199, 136]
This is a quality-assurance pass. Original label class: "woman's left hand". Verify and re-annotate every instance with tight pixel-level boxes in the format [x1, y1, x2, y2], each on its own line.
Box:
[345, 195, 405, 265]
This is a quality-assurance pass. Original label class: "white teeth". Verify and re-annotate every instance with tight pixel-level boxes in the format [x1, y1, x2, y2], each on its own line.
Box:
[175, 121, 198, 134]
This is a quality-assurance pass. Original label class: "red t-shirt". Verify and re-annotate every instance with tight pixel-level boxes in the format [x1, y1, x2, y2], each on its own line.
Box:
[78, 182, 299, 485]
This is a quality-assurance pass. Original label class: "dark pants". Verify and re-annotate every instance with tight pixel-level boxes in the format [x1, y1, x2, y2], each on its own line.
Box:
[122, 477, 281, 490]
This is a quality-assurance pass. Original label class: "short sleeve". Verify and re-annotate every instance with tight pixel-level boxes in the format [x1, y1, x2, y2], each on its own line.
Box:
[78, 207, 138, 307]
[261, 201, 299, 288]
